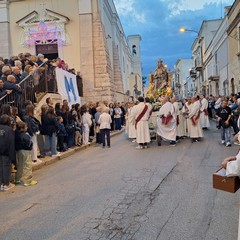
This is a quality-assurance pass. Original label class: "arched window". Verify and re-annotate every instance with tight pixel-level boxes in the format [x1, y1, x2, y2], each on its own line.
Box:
[132, 45, 137, 55]
[231, 78, 235, 94]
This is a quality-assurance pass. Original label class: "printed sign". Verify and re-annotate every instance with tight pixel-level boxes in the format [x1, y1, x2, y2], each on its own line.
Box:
[56, 68, 81, 105]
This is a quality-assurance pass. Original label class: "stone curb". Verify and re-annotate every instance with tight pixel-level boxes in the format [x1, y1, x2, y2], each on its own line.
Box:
[32, 129, 124, 171]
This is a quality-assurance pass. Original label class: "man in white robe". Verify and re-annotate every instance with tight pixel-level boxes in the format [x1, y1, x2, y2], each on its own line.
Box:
[188, 97, 203, 142]
[157, 96, 177, 146]
[200, 95, 210, 129]
[132, 97, 151, 149]
[127, 102, 137, 142]
[182, 98, 192, 137]
[145, 97, 153, 120]
[171, 97, 185, 139]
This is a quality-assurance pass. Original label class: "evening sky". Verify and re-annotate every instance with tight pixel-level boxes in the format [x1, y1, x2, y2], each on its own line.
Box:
[114, 0, 234, 79]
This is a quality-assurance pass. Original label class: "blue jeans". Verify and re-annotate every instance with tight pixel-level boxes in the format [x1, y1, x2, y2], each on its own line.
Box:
[67, 132, 75, 148]
[221, 127, 231, 143]
[101, 129, 110, 147]
[45, 132, 58, 155]
[115, 118, 121, 130]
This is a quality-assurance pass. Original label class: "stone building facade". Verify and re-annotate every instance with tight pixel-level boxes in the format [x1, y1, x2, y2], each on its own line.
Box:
[173, 59, 193, 98]
[188, 0, 240, 97]
[227, 0, 240, 94]
[191, 19, 223, 97]
[0, 0, 142, 103]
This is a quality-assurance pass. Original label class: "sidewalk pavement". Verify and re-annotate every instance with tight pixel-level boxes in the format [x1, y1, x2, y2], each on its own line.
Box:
[32, 129, 125, 171]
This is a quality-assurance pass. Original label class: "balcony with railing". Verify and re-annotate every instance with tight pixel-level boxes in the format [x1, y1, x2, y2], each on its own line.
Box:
[208, 63, 219, 82]
[189, 68, 197, 79]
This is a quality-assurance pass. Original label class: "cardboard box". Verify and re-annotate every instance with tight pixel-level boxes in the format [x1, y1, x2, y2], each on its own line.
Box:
[213, 168, 240, 193]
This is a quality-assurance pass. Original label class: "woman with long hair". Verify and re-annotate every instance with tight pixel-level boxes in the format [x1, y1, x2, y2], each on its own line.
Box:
[38, 104, 49, 158]
[23, 104, 41, 163]
[55, 102, 63, 117]
[45, 107, 59, 157]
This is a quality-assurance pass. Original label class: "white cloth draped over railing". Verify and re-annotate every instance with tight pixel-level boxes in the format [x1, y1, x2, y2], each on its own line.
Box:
[55, 68, 81, 105]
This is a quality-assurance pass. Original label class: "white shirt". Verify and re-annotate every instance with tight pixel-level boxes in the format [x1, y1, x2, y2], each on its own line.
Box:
[82, 112, 92, 126]
[98, 112, 112, 129]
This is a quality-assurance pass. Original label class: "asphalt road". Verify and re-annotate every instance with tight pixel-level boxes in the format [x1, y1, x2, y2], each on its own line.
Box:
[0, 123, 240, 240]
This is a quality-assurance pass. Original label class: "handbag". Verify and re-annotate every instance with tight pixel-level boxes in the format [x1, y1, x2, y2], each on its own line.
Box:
[95, 125, 100, 133]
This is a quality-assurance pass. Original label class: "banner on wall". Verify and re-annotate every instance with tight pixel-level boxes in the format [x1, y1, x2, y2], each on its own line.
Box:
[56, 68, 81, 105]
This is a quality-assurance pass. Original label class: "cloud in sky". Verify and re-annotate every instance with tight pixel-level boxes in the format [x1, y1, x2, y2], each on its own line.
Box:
[114, 0, 146, 23]
[160, 0, 233, 16]
[113, 0, 234, 77]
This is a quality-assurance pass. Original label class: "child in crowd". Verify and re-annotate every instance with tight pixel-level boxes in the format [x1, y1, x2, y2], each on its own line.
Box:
[15, 121, 38, 187]
[98, 107, 112, 148]
[81, 106, 92, 145]
[56, 116, 67, 152]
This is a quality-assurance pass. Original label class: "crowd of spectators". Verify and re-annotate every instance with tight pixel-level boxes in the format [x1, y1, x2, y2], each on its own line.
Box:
[0, 90, 128, 191]
[0, 52, 127, 192]
[207, 94, 240, 134]
[0, 52, 83, 105]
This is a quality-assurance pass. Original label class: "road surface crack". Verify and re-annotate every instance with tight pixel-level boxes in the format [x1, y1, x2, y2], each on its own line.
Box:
[23, 203, 40, 212]
[155, 202, 180, 240]
[81, 164, 179, 239]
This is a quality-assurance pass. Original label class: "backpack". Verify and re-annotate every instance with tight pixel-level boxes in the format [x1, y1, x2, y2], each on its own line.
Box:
[65, 123, 75, 134]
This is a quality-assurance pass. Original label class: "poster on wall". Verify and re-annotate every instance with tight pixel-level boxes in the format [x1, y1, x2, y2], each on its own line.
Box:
[56, 68, 81, 105]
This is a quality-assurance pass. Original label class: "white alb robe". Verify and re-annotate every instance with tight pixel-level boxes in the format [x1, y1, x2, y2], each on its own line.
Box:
[182, 103, 191, 137]
[200, 98, 210, 128]
[188, 101, 203, 138]
[177, 104, 187, 137]
[132, 102, 150, 144]
[128, 106, 137, 139]
[226, 151, 240, 177]
[157, 101, 177, 141]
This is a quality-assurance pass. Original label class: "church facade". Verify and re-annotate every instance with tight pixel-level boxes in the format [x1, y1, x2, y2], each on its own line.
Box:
[0, 0, 142, 103]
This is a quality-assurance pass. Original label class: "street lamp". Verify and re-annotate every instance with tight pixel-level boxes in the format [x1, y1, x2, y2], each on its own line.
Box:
[179, 27, 198, 34]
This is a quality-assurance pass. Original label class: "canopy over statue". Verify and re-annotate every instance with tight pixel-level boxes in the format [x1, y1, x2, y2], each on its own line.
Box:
[148, 59, 172, 99]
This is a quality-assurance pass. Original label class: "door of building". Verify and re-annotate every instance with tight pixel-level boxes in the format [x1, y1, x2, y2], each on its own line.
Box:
[36, 43, 58, 60]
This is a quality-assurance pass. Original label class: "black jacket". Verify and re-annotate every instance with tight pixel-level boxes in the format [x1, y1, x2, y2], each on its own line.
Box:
[0, 124, 16, 164]
[23, 116, 40, 136]
[57, 122, 67, 136]
[15, 130, 33, 151]
[40, 113, 48, 135]
[46, 116, 58, 137]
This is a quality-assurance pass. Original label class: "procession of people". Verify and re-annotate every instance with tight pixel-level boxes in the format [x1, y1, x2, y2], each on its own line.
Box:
[125, 95, 210, 149]
[124, 93, 240, 150]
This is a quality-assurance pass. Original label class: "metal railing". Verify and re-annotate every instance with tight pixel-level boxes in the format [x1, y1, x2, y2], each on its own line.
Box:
[0, 61, 58, 109]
